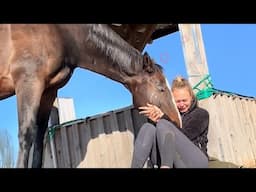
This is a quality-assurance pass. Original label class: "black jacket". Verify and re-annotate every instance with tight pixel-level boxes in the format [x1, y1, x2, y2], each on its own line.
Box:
[162, 99, 209, 157]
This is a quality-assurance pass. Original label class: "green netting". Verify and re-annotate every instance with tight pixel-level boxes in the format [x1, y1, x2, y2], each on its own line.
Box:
[196, 87, 215, 100]
[192, 74, 216, 100]
[47, 118, 85, 140]
[192, 74, 246, 100]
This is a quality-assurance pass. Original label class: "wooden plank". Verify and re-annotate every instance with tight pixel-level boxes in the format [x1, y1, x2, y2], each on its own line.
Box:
[77, 120, 93, 168]
[215, 95, 234, 162]
[200, 95, 223, 160]
[116, 111, 126, 132]
[252, 100, 256, 138]
[54, 129, 63, 167]
[233, 97, 253, 167]
[240, 99, 256, 167]
[248, 100, 256, 144]
[71, 123, 82, 167]
[60, 126, 71, 168]
[87, 118, 101, 167]
[225, 96, 244, 165]
[123, 109, 135, 165]
[103, 114, 118, 167]
[124, 109, 135, 139]
[103, 114, 112, 134]
[246, 99, 256, 167]
[234, 97, 248, 166]
[233, 97, 248, 165]
[90, 119, 98, 138]
[221, 95, 237, 163]
[66, 125, 74, 167]
[96, 117, 111, 167]
[250, 100, 256, 166]
[124, 109, 135, 134]
[115, 110, 134, 167]
[110, 111, 129, 167]
[209, 95, 223, 160]
[42, 141, 54, 168]
[103, 134, 118, 168]
[78, 121, 91, 160]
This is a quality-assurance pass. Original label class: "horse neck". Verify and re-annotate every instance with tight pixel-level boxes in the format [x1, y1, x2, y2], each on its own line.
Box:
[58, 24, 143, 84]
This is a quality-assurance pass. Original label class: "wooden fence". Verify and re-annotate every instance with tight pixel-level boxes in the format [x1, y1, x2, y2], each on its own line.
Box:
[42, 93, 256, 168]
[199, 93, 256, 167]
[42, 106, 147, 168]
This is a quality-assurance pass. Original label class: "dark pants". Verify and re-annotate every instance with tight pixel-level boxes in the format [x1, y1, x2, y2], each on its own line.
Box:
[131, 119, 208, 168]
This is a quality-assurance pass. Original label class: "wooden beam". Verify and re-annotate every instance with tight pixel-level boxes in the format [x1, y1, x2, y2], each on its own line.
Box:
[137, 24, 157, 51]
[178, 24, 209, 88]
[151, 24, 178, 40]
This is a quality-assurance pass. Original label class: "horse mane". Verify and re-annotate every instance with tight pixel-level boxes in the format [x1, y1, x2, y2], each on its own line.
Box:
[87, 24, 143, 75]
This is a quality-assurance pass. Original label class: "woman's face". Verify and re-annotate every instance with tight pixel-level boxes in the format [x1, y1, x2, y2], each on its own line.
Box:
[172, 88, 193, 113]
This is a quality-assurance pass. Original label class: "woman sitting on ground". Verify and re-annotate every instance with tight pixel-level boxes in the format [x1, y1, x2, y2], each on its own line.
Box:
[131, 76, 209, 168]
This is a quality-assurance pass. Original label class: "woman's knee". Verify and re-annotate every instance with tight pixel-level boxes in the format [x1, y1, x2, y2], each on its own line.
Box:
[139, 122, 156, 137]
[156, 119, 176, 132]
[135, 123, 156, 147]
[156, 119, 176, 142]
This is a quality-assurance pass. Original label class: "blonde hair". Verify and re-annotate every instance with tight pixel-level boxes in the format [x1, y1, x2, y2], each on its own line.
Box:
[171, 76, 195, 99]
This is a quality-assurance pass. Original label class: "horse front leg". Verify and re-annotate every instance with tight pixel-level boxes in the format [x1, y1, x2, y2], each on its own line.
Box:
[15, 80, 44, 168]
[32, 89, 57, 168]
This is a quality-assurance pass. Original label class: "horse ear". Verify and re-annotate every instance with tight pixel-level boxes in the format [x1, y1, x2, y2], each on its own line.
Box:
[143, 52, 154, 73]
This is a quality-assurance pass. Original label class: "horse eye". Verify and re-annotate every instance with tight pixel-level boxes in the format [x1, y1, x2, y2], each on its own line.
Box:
[157, 85, 165, 92]
[154, 80, 165, 92]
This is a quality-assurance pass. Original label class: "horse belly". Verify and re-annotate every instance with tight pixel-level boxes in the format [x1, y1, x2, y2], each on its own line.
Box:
[0, 76, 15, 99]
[48, 66, 73, 89]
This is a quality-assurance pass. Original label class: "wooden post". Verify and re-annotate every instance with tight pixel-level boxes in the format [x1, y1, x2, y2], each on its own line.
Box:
[178, 24, 209, 89]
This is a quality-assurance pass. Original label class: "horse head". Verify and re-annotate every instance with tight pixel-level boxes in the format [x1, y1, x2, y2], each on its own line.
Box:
[125, 52, 182, 128]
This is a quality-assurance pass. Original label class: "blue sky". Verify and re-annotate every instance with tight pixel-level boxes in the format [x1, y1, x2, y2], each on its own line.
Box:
[1, 24, 256, 164]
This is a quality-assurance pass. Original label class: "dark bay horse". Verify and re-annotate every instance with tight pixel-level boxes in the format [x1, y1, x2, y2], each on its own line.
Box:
[0, 24, 181, 168]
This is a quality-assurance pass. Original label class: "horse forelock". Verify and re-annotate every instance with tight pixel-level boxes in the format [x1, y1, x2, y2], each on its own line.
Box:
[154, 63, 163, 73]
[87, 24, 143, 75]
[142, 53, 164, 74]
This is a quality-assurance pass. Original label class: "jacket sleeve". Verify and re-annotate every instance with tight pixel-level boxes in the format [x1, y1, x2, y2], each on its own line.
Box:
[179, 109, 209, 141]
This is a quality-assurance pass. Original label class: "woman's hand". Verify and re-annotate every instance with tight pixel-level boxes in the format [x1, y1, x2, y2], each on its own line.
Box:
[139, 103, 164, 122]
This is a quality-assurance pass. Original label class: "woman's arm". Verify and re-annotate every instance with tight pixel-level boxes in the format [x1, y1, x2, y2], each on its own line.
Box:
[139, 103, 164, 122]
